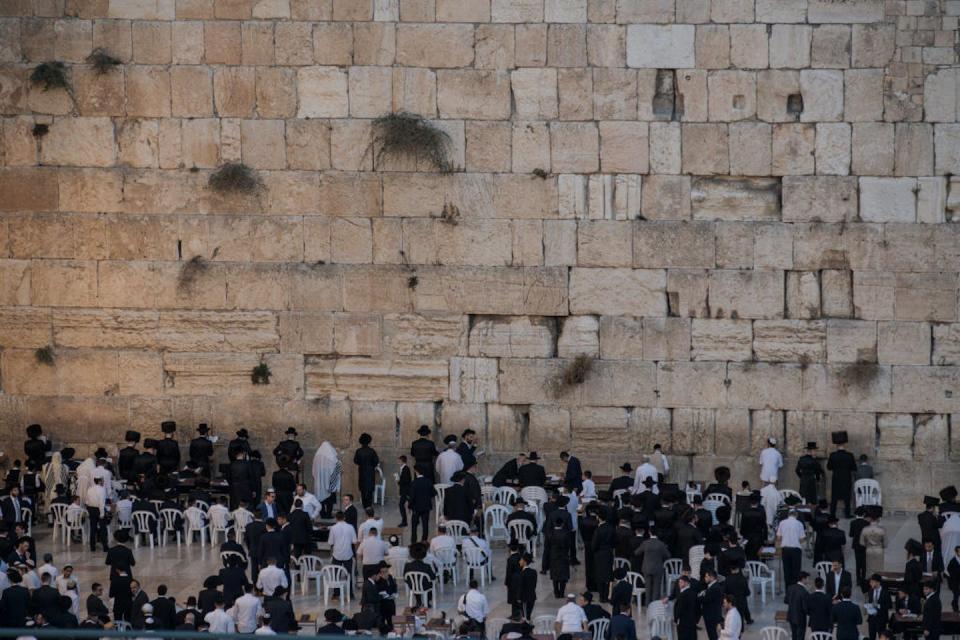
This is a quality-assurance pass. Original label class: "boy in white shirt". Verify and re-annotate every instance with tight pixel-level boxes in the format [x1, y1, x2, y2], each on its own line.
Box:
[358, 507, 384, 540]
[580, 472, 597, 502]
[37, 554, 58, 582]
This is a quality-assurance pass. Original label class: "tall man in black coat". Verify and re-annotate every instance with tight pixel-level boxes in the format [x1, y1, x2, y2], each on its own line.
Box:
[410, 425, 438, 483]
[674, 575, 700, 640]
[188, 424, 214, 478]
[738, 492, 768, 560]
[287, 499, 314, 557]
[0, 570, 29, 627]
[517, 452, 546, 488]
[353, 433, 380, 509]
[512, 554, 538, 620]
[456, 429, 479, 470]
[244, 511, 267, 582]
[591, 509, 615, 603]
[921, 539, 945, 582]
[865, 574, 890, 640]
[919, 497, 942, 556]
[826, 560, 854, 600]
[850, 507, 870, 590]
[156, 422, 181, 475]
[807, 577, 833, 633]
[408, 466, 434, 543]
[923, 581, 942, 640]
[832, 587, 863, 640]
[785, 572, 810, 640]
[228, 450, 255, 510]
[827, 433, 857, 519]
[699, 570, 724, 640]
[559, 451, 582, 493]
[118, 431, 141, 484]
[796, 442, 823, 505]
[442, 472, 476, 524]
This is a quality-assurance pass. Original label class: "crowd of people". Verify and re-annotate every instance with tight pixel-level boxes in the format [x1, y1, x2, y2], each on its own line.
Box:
[0, 422, 957, 640]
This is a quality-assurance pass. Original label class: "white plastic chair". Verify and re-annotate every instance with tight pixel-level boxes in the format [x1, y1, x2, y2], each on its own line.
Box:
[648, 600, 673, 640]
[220, 550, 246, 567]
[132, 512, 156, 549]
[159, 508, 183, 547]
[588, 617, 609, 640]
[484, 505, 510, 543]
[149, 499, 164, 512]
[664, 558, 683, 594]
[208, 508, 231, 546]
[625, 571, 646, 612]
[810, 632, 833, 640]
[462, 545, 491, 587]
[322, 564, 351, 607]
[194, 499, 210, 513]
[492, 486, 517, 506]
[444, 519, 470, 544]
[520, 486, 548, 505]
[405, 570, 435, 611]
[295, 554, 325, 595]
[778, 489, 803, 504]
[184, 506, 208, 546]
[685, 485, 702, 504]
[508, 519, 536, 557]
[488, 618, 509, 640]
[63, 508, 88, 546]
[374, 466, 386, 506]
[434, 483, 452, 525]
[50, 503, 68, 542]
[232, 508, 253, 542]
[746, 560, 775, 604]
[703, 498, 724, 525]
[116, 507, 133, 531]
[688, 545, 705, 581]
[705, 492, 731, 504]
[613, 489, 629, 508]
[815, 561, 833, 583]
[481, 485, 497, 503]
[533, 615, 555, 637]
[614, 557, 631, 573]
[761, 626, 789, 640]
[854, 479, 882, 506]
[114, 620, 132, 632]
[435, 546, 460, 587]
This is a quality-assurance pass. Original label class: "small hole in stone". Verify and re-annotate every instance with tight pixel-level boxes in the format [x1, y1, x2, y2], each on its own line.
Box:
[786, 93, 804, 117]
[733, 95, 745, 110]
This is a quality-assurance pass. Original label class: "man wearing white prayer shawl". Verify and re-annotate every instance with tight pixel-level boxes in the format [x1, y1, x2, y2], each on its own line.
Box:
[312, 442, 342, 519]
[759, 438, 784, 484]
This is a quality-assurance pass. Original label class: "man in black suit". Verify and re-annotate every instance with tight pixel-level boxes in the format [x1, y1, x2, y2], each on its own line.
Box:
[832, 586, 863, 640]
[919, 497, 942, 556]
[559, 451, 582, 493]
[517, 452, 546, 488]
[263, 587, 298, 633]
[443, 472, 476, 524]
[850, 507, 870, 590]
[244, 510, 266, 581]
[785, 572, 810, 640]
[257, 519, 289, 571]
[129, 580, 149, 630]
[342, 494, 359, 531]
[86, 582, 110, 623]
[922, 581, 942, 640]
[865, 574, 890, 640]
[578, 592, 610, 622]
[921, 539, 944, 584]
[287, 499, 313, 557]
[492, 453, 525, 487]
[0, 569, 29, 626]
[822, 517, 848, 565]
[409, 425, 439, 483]
[826, 560, 854, 601]
[947, 545, 960, 612]
[513, 553, 537, 619]
[396, 455, 411, 527]
[408, 467, 434, 543]
[150, 584, 177, 630]
[738, 492, 768, 560]
[895, 585, 921, 615]
[676, 512, 705, 563]
[608, 463, 634, 497]
[827, 433, 857, 518]
[906, 539, 925, 598]
[118, 431, 140, 483]
[105, 530, 136, 578]
[699, 570, 724, 640]
[807, 577, 834, 633]
[1, 486, 25, 534]
[609, 568, 633, 613]
[31, 572, 60, 618]
[674, 575, 699, 640]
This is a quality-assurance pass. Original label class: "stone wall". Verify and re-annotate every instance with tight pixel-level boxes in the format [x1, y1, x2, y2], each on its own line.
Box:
[1, 0, 959, 508]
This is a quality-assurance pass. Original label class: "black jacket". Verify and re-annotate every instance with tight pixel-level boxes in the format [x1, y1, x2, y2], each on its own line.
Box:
[922, 592, 942, 637]
[409, 438, 438, 478]
[492, 459, 519, 487]
[353, 446, 380, 490]
[517, 463, 546, 488]
[287, 509, 313, 546]
[30, 584, 60, 618]
[699, 581, 723, 624]
[219, 566, 249, 606]
[806, 591, 833, 631]
[258, 530, 290, 569]
[150, 596, 177, 630]
[106, 544, 136, 575]
[832, 599, 863, 640]
[244, 519, 267, 563]
[825, 570, 853, 600]
[455, 442, 477, 470]
[827, 450, 857, 496]
[849, 516, 868, 550]
[86, 593, 110, 620]
[610, 580, 633, 613]
[155, 438, 181, 473]
[264, 596, 298, 633]
[785, 582, 808, 625]
[821, 527, 847, 563]
[189, 437, 213, 466]
[564, 456, 583, 492]
[1, 584, 29, 627]
[409, 476, 434, 513]
[905, 557, 924, 596]
[130, 589, 149, 629]
[273, 440, 304, 466]
[866, 585, 890, 623]
[512, 566, 538, 605]
[674, 586, 699, 628]
[442, 482, 475, 523]
[921, 550, 945, 575]
[397, 465, 412, 496]
[118, 446, 139, 482]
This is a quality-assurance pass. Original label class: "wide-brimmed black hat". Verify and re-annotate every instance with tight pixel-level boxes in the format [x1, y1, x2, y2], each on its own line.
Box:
[114, 530, 130, 543]
[26, 424, 42, 439]
[285, 427, 297, 436]
[528, 451, 540, 461]
[125, 430, 141, 443]
[143, 438, 157, 449]
[417, 425, 431, 436]
[620, 463, 632, 472]
[451, 471, 466, 482]
[443, 434, 457, 445]
[61, 447, 75, 459]
[806, 441, 817, 450]
[161, 421, 176, 434]
[94, 447, 109, 459]
[940, 486, 958, 502]
[642, 477, 655, 488]
[905, 538, 923, 555]
[359, 433, 372, 446]
[236, 428, 249, 439]
[924, 496, 941, 508]
[831, 431, 848, 445]
[197, 423, 209, 434]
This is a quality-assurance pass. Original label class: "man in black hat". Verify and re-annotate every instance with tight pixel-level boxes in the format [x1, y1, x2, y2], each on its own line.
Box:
[850, 507, 870, 590]
[408, 467, 433, 543]
[905, 538, 925, 597]
[492, 453, 526, 488]
[796, 442, 823, 505]
[865, 573, 890, 640]
[188, 424, 214, 478]
[609, 463, 633, 497]
[920, 496, 943, 558]
[922, 580, 942, 640]
[155, 422, 180, 475]
[273, 428, 304, 476]
[821, 517, 847, 564]
[353, 433, 379, 509]
[827, 433, 857, 518]
[317, 608, 345, 635]
[227, 450, 254, 511]
[249, 450, 266, 506]
[442, 471, 476, 525]
[409, 425, 438, 483]
[132, 440, 158, 481]
[118, 432, 140, 484]
[227, 429, 251, 462]
[940, 486, 959, 515]
[23, 424, 51, 470]
[739, 491, 768, 560]
[518, 452, 546, 488]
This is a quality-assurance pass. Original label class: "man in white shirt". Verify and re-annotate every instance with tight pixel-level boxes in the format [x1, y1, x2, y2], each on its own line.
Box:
[91, 459, 113, 496]
[255, 557, 288, 597]
[554, 593, 588, 634]
[204, 596, 236, 634]
[429, 525, 457, 557]
[84, 477, 109, 552]
[580, 472, 597, 501]
[207, 498, 232, 535]
[436, 436, 464, 485]
[760, 481, 782, 527]
[759, 438, 784, 484]
[632, 457, 659, 494]
[229, 584, 262, 633]
[776, 509, 806, 587]
[294, 484, 320, 520]
[358, 507, 384, 540]
[328, 510, 358, 593]
[720, 594, 743, 640]
[357, 527, 390, 579]
[37, 554, 58, 582]
[650, 444, 670, 480]
[458, 579, 490, 627]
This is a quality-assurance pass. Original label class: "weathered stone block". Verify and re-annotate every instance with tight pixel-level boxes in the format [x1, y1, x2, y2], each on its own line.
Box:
[306, 357, 447, 401]
[692, 319, 752, 361]
[782, 177, 858, 223]
[877, 321, 930, 366]
[381, 313, 466, 357]
[0, 307, 52, 348]
[570, 268, 666, 316]
[891, 366, 960, 414]
[469, 316, 554, 358]
[802, 364, 891, 411]
[827, 319, 877, 363]
[815, 123, 851, 176]
[39, 117, 114, 167]
[550, 122, 599, 173]
[642, 175, 691, 221]
[691, 177, 781, 221]
[297, 67, 348, 118]
[627, 24, 695, 68]
[599, 121, 648, 174]
[557, 315, 599, 358]
[728, 123, 772, 176]
[808, 0, 883, 23]
[708, 270, 784, 320]
[627, 407, 673, 455]
[859, 177, 916, 223]
[396, 24, 474, 68]
[757, 70, 800, 123]
[696, 25, 730, 70]
[800, 70, 844, 122]
[577, 221, 632, 267]
[570, 407, 629, 453]
[708, 71, 755, 122]
[437, 70, 510, 120]
[772, 123, 815, 176]
[811, 25, 851, 69]
[634, 221, 715, 268]
[528, 404, 571, 452]
[786, 271, 821, 319]
[658, 361, 727, 407]
[769, 25, 811, 68]
[851, 24, 895, 67]
[449, 357, 498, 403]
[682, 124, 728, 175]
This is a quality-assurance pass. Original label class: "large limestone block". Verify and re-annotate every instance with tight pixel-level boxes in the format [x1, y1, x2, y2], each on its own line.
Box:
[786, 271, 821, 320]
[296, 67, 348, 118]
[437, 70, 511, 120]
[599, 121, 648, 173]
[498, 357, 656, 406]
[570, 268, 666, 316]
[707, 71, 756, 122]
[691, 178, 781, 222]
[304, 357, 447, 402]
[667, 269, 710, 318]
[222, 263, 339, 312]
[278, 312, 335, 354]
[672, 408, 716, 454]
[39, 117, 115, 167]
[691, 319, 752, 361]
[318, 173, 381, 218]
[877, 321, 930, 366]
[893, 273, 958, 323]
[851, 24, 895, 67]
[933, 324, 960, 365]
[801, 364, 891, 411]
[708, 270, 785, 320]
[0, 260, 32, 306]
[626, 25, 696, 68]
[512, 68, 559, 120]
[821, 270, 853, 319]
[726, 362, 803, 410]
[682, 124, 728, 175]
[557, 315, 599, 358]
[876, 413, 913, 461]
[859, 178, 917, 223]
[578, 221, 633, 268]
[914, 414, 948, 463]
[826, 319, 877, 363]
[924, 68, 958, 123]
[658, 361, 727, 407]
[30, 260, 98, 307]
[2, 348, 122, 396]
[0, 168, 58, 212]
[800, 70, 844, 122]
[53, 309, 159, 349]
[808, 0, 884, 23]
[415, 266, 568, 316]
[769, 25, 811, 68]
[402, 219, 512, 266]
[525, 404, 570, 453]
[569, 407, 628, 454]
[449, 357, 498, 403]
[891, 366, 960, 414]
[757, 70, 800, 123]
[815, 123, 851, 176]
[642, 175, 691, 220]
[753, 320, 826, 363]
[550, 122, 599, 173]
[468, 316, 555, 358]
[0, 307, 51, 348]
[396, 24, 475, 68]
[934, 125, 960, 175]
[634, 221, 715, 269]
[163, 352, 302, 397]
[750, 410, 785, 453]
[381, 313, 467, 357]
[844, 69, 884, 122]
[782, 177, 858, 223]
[626, 407, 673, 456]
[599, 315, 643, 360]
[894, 123, 934, 177]
[714, 408, 750, 455]
[772, 124, 815, 176]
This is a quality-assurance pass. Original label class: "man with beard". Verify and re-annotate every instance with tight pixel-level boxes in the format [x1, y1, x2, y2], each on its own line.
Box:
[353, 433, 380, 509]
[188, 424, 214, 478]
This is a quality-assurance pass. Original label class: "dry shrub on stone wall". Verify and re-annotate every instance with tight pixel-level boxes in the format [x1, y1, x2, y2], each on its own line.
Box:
[549, 354, 595, 397]
[30, 62, 69, 91]
[372, 112, 453, 173]
[87, 48, 121, 74]
[208, 163, 262, 194]
[34, 346, 55, 366]
[251, 362, 272, 385]
[177, 255, 208, 291]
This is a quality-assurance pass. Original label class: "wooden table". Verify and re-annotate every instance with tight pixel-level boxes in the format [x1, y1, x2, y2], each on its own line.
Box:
[775, 611, 788, 627]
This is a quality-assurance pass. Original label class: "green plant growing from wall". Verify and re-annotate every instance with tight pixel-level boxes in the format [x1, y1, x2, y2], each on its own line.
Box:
[30, 62, 69, 91]
[177, 255, 208, 291]
[371, 112, 453, 173]
[251, 362, 272, 385]
[87, 48, 121, 74]
[549, 354, 595, 397]
[35, 346, 55, 366]
[208, 163, 262, 194]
